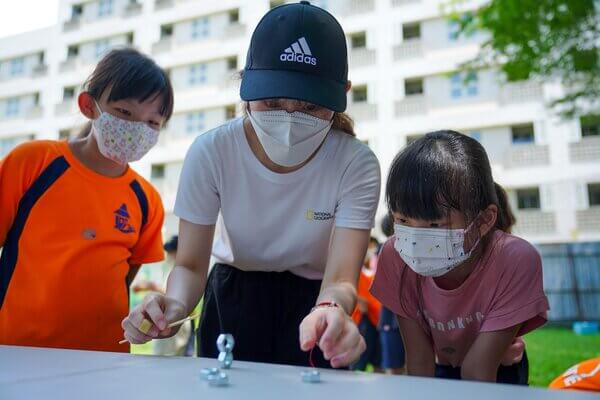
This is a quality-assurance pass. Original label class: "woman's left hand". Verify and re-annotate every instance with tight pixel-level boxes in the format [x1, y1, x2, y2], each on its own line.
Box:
[299, 306, 366, 368]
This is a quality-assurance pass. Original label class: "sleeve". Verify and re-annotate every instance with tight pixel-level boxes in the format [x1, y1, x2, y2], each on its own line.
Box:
[370, 239, 419, 321]
[129, 187, 165, 265]
[0, 143, 43, 247]
[335, 145, 381, 230]
[480, 242, 549, 335]
[173, 134, 220, 225]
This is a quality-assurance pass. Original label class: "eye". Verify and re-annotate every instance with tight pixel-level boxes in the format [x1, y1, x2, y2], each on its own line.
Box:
[429, 223, 440, 228]
[115, 107, 131, 116]
[149, 120, 160, 128]
[397, 218, 408, 224]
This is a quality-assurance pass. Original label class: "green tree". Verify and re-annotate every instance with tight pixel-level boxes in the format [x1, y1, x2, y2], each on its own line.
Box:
[450, 0, 599, 117]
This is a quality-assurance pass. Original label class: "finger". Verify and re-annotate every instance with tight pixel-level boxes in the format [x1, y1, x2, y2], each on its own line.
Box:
[319, 311, 345, 354]
[322, 323, 359, 360]
[330, 336, 366, 368]
[123, 319, 154, 344]
[144, 298, 167, 330]
[299, 312, 326, 351]
[128, 306, 161, 337]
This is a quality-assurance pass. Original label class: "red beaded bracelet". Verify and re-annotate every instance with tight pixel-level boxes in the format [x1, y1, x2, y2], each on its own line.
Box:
[310, 301, 341, 313]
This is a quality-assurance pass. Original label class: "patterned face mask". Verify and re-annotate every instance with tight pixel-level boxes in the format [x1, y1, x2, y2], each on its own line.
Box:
[92, 101, 159, 165]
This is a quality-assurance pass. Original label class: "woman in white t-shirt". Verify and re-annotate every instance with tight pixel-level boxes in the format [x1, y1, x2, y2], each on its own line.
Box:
[122, 1, 381, 368]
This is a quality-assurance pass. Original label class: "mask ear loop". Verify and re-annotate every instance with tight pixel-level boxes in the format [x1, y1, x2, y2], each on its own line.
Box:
[462, 214, 482, 255]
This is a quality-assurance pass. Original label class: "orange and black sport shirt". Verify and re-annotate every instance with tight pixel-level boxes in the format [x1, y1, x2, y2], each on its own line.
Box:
[0, 140, 164, 352]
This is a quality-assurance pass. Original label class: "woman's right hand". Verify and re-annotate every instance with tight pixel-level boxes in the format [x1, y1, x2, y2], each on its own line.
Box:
[121, 293, 188, 344]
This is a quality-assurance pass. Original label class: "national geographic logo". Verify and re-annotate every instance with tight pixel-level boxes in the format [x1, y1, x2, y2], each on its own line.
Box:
[305, 209, 334, 221]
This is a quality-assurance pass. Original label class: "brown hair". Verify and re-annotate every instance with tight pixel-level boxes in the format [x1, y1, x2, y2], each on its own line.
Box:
[77, 47, 174, 138]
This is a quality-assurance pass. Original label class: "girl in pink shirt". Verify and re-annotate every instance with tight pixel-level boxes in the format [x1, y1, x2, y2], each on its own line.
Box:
[371, 130, 549, 384]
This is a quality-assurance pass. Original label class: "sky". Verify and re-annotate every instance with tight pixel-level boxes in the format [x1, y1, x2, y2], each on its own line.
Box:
[0, 0, 59, 39]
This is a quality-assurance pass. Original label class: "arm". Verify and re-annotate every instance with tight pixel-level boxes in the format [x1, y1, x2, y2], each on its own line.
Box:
[397, 316, 436, 377]
[461, 324, 521, 382]
[299, 227, 369, 367]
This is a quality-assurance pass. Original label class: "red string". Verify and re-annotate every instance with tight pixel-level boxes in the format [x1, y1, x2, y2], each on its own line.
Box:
[308, 346, 315, 368]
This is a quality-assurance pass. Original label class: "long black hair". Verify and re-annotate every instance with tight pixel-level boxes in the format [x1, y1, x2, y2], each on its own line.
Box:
[78, 48, 174, 137]
[386, 130, 514, 232]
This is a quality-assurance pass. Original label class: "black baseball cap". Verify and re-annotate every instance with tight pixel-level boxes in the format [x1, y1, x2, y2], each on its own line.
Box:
[240, 1, 348, 112]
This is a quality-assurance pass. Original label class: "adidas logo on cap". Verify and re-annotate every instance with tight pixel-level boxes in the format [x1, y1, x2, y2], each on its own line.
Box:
[280, 37, 317, 66]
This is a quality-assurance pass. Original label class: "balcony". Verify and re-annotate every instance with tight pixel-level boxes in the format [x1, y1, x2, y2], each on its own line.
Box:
[347, 103, 377, 122]
[395, 95, 427, 117]
[155, 0, 174, 10]
[31, 64, 49, 77]
[577, 207, 600, 232]
[513, 210, 556, 235]
[222, 23, 246, 39]
[152, 38, 173, 54]
[25, 106, 43, 120]
[123, 2, 143, 17]
[393, 39, 423, 61]
[570, 136, 600, 163]
[505, 144, 550, 169]
[63, 17, 81, 32]
[392, 0, 422, 6]
[338, 0, 375, 16]
[500, 81, 543, 104]
[349, 48, 376, 68]
[54, 101, 77, 116]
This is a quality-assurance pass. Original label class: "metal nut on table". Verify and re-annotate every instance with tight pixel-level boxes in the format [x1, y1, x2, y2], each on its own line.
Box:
[200, 367, 220, 380]
[301, 370, 321, 383]
[207, 372, 229, 387]
[218, 351, 234, 369]
[216, 333, 235, 352]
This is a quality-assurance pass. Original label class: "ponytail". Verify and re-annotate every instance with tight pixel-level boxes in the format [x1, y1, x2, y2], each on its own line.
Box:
[332, 112, 355, 136]
[494, 182, 516, 233]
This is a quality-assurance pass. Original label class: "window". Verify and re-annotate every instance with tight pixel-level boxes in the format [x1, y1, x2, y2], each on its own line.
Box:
[160, 24, 173, 40]
[404, 78, 423, 96]
[468, 131, 482, 142]
[71, 4, 83, 19]
[9, 58, 25, 77]
[516, 188, 541, 210]
[67, 45, 79, 59]
[63, 87, 76, 101]
[228, 9, 239, 23]
[350, 32, 367, 49]
[227, 56, 238, 71]
[95, 39, 111, 58]
[188, 64, 207, 86]
[450, 72, 478, 98]
[5, 98, 20, 117]
[0, 137, 20, 157]
[406, 134, 424, 145]
[225, 105, 236, 120]
[191, 18, 210, 40]
[270, 0, 285, 9]
[448, 20, 460, 41]
[581, 114, 600, 137]
[59, 129, 72, 140]
[352, 86, 368, 103]
[186, 111, 205, 133]
[126, 33, 134, 45]
[588, 183, 600, 207]
[98, 0, 113, 17]
[511, 124, 535, 144]
[402, 23, 421, 40]
[151, 164, 165, 180]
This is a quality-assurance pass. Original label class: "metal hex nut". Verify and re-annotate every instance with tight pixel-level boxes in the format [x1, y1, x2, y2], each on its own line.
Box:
[207, 372, 229, 387]
[218, 351, 233, 369]
[216, 333, 235, 352]
[200, 367, 220, 380]
[301, 370, 321, 383]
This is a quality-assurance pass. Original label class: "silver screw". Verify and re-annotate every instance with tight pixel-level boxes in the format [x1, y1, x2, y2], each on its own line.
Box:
[200, 367, 220, 381]
[301, 370, 321, 383]
[207, 372, 229, 387]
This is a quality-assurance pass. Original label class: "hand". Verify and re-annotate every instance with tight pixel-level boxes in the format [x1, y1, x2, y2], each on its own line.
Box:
[500, 336, 525, 366]
[299, 306, 366, 368]
[121, 293, 187, 344]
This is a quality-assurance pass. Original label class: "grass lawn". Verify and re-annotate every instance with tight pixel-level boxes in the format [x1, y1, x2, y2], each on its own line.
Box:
[132, 327, 600, 388]
[525, 327, 600, 387]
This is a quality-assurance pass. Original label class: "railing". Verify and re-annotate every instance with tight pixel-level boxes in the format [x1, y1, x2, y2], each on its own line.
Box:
[505, 144, 550, 169]
[395, 95, 427, 117]
[349, 48, 376, 68]
[338, 0, 375, 16]
[63, 17, 81, 32]
[155, 0, 174, 10]
[393, 39, 423, 61]
[152, 38, 173, 54]
[577, 207, 600, 232]
[347, 103, 377, 121]
[569, 136, 600, 163]
[25, 106, 43, 119]
[500, 81, 543, 104]
[123, 2, 143, 17]
[513, 210, 556, 235]
[391, 0, 422, 6]
[222, 23, 246, 39]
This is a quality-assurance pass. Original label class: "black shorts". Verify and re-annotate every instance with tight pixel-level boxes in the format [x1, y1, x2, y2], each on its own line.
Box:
[198, 263, 331, 368]
[435, 351, 529, 385]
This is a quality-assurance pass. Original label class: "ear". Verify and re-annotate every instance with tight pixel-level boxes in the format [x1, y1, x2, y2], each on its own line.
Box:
[345, 80, 352, 93]
[78, 92, 99, 120]
[478, 204, 498, 237]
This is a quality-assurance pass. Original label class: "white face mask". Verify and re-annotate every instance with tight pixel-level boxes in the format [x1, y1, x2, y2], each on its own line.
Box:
[247, 109, 333, 167]
[92, 102, 159, 165]
[393, 221, 481, 277]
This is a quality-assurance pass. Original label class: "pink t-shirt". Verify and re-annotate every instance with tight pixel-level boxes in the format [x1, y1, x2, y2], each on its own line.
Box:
[370, 230, 549, 368]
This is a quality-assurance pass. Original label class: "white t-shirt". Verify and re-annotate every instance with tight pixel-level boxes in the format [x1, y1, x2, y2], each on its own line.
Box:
[174, 117, 381, 279]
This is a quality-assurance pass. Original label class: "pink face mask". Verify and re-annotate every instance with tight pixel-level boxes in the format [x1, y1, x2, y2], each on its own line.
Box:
[92, 101, 159, 165]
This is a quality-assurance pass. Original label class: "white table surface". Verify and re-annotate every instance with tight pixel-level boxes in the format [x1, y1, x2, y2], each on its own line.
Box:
[0, 345, 594, 399]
